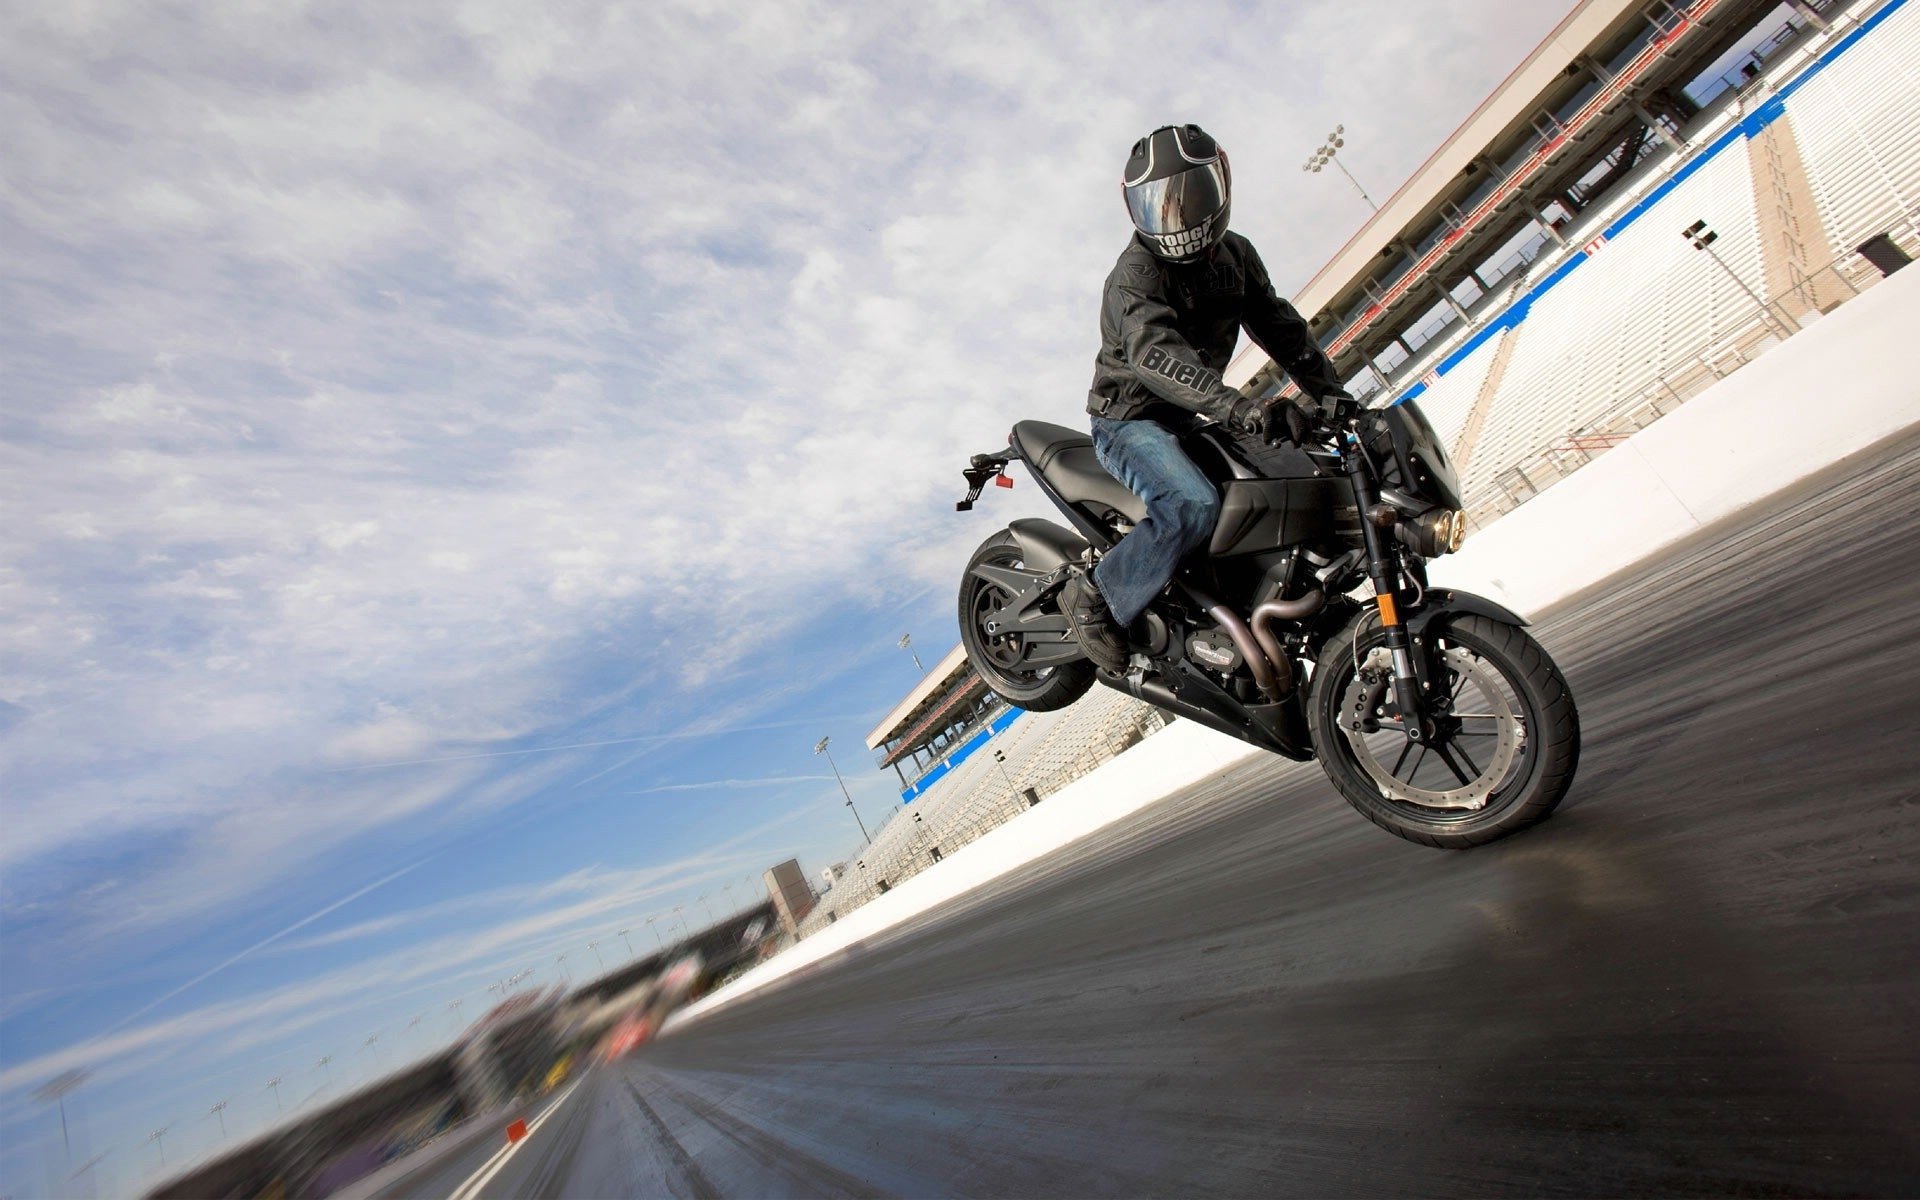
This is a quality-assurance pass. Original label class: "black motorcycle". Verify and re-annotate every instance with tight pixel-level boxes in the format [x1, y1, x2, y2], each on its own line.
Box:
[954, 397, 1579, 848]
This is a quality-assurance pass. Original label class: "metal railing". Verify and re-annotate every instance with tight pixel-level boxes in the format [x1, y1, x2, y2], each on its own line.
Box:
[1462, 224, 1916, 531]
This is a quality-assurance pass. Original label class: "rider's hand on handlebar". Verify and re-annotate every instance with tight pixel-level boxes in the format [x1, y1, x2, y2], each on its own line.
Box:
[1225, 396, 1269, 439]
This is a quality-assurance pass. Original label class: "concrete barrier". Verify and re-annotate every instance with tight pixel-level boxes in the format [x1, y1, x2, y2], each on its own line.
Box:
[1428, 264, 1920, 614]
[675, 263, 1919, 1028]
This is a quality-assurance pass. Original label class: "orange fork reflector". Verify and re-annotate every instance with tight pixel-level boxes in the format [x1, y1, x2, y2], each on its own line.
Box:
[1376, 593, 1400, 626]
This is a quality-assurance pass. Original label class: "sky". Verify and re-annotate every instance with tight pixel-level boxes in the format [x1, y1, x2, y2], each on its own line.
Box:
[0, 1, 1570, 1193]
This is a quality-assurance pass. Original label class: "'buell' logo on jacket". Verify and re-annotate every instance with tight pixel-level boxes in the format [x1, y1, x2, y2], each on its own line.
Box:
[1139, 346, 1220, 392]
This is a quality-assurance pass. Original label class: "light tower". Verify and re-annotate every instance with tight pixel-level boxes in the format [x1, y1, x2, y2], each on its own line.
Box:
[1302, 124, 1378, 211]
[814, 736, 871, 845]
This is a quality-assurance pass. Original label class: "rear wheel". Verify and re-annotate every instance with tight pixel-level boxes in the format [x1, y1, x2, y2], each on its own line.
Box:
[958, 531, 1094, 713]
[1307, 613, 1579, 848]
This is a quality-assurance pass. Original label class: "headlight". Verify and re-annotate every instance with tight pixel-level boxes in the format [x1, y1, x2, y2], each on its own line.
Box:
[1392, 507, 1467, 557]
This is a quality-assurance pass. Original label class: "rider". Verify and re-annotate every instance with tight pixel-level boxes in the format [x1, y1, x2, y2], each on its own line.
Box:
[1061, 123, 1353, 672]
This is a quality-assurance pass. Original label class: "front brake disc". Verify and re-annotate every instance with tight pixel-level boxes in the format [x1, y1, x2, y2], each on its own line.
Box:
[1343, 646, 1520, 810]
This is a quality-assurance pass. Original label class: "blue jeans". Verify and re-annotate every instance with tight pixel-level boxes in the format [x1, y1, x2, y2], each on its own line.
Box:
[1089, 416, 1220, 626]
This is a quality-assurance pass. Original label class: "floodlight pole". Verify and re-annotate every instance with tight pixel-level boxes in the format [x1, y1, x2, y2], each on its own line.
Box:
[33, 1069, 88, 1160]
[898, 633, 924, 673]
[1302, 124, 1379, 212]
[815, 737, 871, 845]
[1683, 221, 1798, 336]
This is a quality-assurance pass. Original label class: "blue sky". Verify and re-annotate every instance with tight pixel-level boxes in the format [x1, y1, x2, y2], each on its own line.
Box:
[0, 0, 1567, 1192]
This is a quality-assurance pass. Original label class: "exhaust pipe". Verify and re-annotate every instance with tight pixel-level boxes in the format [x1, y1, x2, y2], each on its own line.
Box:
[1250, 588, 1326, 693]
[1199, 599, 1284, 699]
[1186, 583, 1326, 701]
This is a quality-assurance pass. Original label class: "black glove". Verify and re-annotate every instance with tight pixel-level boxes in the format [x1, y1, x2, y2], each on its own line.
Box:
[1224, 396, 1268, 438]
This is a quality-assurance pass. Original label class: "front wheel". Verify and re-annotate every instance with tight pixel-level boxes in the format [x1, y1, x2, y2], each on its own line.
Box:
[958, 530, 1095, 713]
[1307, 613, 1579, 848]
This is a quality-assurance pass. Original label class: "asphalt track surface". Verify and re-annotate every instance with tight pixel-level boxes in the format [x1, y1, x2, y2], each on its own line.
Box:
[407, 431, 1920, 1198]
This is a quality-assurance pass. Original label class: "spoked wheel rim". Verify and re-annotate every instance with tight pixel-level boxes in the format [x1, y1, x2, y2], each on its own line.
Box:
[1336, 639, 1533, 817]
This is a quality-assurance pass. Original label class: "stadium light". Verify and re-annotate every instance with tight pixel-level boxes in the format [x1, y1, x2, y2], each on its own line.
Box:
[32, 1069, 88, 1160]
[1683, 220, 1798, 336]
[814, 736, 873, 846]
[898, 632, 924, 672]
[1302, 124, 1379, 212]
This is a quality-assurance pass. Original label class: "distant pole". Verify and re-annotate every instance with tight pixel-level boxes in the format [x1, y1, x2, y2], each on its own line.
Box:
[618, 928, 635, 958]
[723, 883, 736, 912]
[898, 633, 924, 673]
[588, 941, 605, 970]
[145, 1127, 169, 1167]
[316, 1056, 333, 1086]
[32, 1069, 88, 1161]
[265, 1076, 283, 1113]
[699, 894, 715, 923]
[671, 904, 685, 940]
[209, 1101, 229, 1139]
[1683, 220, 1798, 335]
[647, 916, 663, 949]
[992, 748, 1016, 794]
[814, 736, 871, 845]
[1302, 124, 1378, 211]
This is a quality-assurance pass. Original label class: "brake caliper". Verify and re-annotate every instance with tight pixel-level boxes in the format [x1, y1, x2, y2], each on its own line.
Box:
[1350, 647, 1394, 733]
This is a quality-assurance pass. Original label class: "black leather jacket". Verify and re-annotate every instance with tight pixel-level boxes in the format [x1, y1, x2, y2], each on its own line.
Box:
[1085, 232, 1343, 424]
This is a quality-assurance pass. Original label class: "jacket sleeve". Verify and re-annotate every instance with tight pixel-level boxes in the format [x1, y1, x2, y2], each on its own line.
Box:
[1239, 243, 1345, 401]
[1108, 267, 1246, 423]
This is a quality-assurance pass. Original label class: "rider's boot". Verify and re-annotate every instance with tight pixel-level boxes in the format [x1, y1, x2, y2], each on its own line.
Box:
[1060, 572, 1129, 673]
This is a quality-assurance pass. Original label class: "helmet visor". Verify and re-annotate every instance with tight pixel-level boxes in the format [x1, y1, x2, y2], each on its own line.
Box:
[1126, 161, 1228, 238]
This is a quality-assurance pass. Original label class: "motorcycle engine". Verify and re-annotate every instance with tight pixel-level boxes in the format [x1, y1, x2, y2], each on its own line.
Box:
[1186, 629, 1242, 674]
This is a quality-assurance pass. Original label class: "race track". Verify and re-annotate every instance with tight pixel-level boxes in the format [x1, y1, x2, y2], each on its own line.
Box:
[412, 430, 1920, 1197]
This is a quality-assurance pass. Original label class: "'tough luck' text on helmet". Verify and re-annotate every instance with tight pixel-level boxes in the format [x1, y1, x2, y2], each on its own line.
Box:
[1123, 124, 1231, 262]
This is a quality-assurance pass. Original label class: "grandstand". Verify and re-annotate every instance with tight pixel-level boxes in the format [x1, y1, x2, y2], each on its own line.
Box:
[808, 687, 1166, 931]
[1231, 0, 1918, 524]
[807, 0, 1917, 937]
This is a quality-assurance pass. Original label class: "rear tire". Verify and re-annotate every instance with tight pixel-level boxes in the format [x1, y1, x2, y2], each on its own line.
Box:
[1307, 613, 1579, 848]
[958, 530, 1095, 713]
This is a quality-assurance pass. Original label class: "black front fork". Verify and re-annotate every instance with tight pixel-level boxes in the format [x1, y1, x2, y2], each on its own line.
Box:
[1343, 435, 1432, 743]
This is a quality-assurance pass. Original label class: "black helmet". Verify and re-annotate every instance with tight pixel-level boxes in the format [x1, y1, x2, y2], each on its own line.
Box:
[1123, 124, 1231, 262]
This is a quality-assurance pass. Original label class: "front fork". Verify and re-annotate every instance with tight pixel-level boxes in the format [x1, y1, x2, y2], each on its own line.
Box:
[1344, 435, 1433, 744]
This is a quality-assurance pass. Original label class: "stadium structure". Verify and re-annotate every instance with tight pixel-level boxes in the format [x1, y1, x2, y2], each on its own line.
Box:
[812, 0, 1919, 933]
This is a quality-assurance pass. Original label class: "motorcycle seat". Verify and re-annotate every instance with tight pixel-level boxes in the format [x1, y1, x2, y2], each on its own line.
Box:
[1010, 420, 1147, 524]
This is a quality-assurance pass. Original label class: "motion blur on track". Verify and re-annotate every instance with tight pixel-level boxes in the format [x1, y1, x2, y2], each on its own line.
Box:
[600, 953, 705, 1062]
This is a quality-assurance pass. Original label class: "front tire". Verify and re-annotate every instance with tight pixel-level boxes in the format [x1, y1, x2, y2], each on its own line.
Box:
[958, 531, 1095, 713]
[1307, 613, 1579, 848]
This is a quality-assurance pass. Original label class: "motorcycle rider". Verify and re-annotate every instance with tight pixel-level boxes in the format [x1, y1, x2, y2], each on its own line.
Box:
[1061, 123, 1353, 672]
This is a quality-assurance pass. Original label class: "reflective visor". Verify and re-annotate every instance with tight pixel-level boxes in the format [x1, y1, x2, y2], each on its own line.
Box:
[1125, 161, 1228, 237]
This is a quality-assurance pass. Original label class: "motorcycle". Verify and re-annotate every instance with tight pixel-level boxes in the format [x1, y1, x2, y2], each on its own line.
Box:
[954, 396, 1579, 848]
